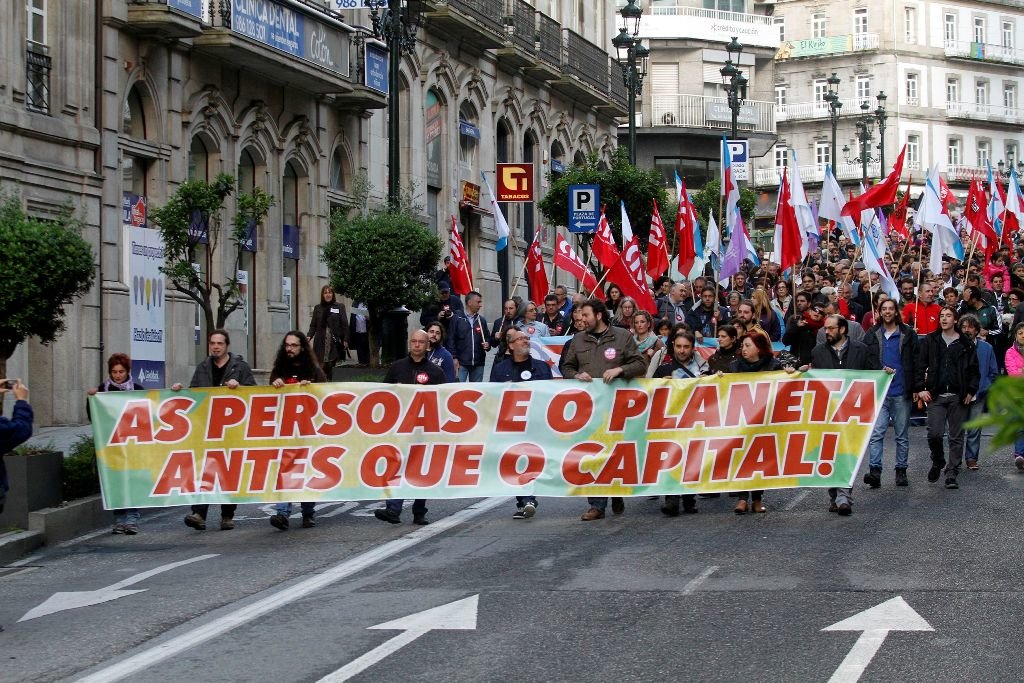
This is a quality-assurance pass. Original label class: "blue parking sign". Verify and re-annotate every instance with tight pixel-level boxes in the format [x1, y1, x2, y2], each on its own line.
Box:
[568, 184, 600, 233]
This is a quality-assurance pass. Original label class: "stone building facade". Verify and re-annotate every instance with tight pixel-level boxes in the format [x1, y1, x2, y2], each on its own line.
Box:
[0, 0, 623, 425]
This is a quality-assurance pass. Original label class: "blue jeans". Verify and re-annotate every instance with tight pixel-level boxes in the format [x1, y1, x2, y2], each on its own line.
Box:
[458, 364, 485, 382]
[964, 399, 985, 463]
[1014, 432, 1024, 457]
[515, 496, 537, 507]
[385, 499, 427, 517]
[113, 508, 140, 524]
[868, 395, 911, 470]
[275, 502, 316, 517]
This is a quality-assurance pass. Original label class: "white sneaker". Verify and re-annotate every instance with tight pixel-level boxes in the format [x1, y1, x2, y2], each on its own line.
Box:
[1015, 455, 1024, 471]
[522, 502, 537, 518]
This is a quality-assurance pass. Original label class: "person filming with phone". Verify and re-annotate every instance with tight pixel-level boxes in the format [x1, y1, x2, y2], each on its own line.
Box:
[0, 378, 33, 516]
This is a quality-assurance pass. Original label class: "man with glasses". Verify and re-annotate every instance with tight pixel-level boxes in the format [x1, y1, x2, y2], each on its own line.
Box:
[490, 329, 553, 519]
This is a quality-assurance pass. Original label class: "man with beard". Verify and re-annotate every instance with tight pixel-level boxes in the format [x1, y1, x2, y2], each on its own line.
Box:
[268, 332, 327, 531]
[685, 286, 719, 341]
[809, 315, 879, 515]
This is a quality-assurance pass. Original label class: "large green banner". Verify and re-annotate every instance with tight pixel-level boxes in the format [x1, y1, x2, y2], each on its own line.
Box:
[89, 371, 891, 509]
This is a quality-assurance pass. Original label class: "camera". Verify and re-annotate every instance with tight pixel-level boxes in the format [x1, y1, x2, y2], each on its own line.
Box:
[1, 380, 16, 390]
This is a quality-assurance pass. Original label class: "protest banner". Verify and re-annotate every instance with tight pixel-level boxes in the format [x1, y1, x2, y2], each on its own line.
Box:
[89, 371, 890, 509]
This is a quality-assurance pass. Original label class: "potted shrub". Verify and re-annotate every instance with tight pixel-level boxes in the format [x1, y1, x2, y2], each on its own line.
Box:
[0, 443, 63, 529]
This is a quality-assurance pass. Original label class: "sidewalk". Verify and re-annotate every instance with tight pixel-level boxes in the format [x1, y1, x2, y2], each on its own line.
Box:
[23, 424, 93, 456]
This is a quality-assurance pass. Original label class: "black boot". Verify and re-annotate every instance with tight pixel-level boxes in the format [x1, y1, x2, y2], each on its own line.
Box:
[661, 495, 680, 517]
[927, 438, 945, 483]
[894, 468, 909, 486]
[682, 495, 698, 514]
[863, 467, 882, 488]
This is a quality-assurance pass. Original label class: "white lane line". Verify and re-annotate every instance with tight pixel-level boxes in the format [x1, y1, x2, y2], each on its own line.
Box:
[784, 489, 811, 511]
[74, 497, 507, 683]
[6, 553, 43, 567]
[682, 565, 719, 595]
[319, 502, 361, 518]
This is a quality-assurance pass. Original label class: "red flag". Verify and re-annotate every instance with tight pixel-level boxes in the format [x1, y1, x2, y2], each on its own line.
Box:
[889, 176, 912, 239]
[841, 145, 907, 218]
[647, 200, 670, 278]
[609, 237, 658, 314]
[525, 231, 548, 306]
[554, 233, 599, 293]
[591, 205, 620, 270]
[447, 216, 473, 295]
[676, 179, 696, 275]
[773, 167, 802, 272]
[938, 175, 957, 212]
[965, 179, 998, 249]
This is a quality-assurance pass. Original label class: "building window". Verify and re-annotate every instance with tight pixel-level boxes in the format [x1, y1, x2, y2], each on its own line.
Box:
[813, 79, 828, 104]
[330, 148, 349, 192]
[774, 85, 787, 107]
[856, 75, 871, 106]
[948, 138, 962, 167]
[775, 145, 788, 168]
[1008, 143, 1019, 167]
[853, 8, 868, 34]
[1005, 84, 1018, 111]
[946, 77, 960, 103]
[907, 134, 921, 167]
[812, 13, 827, 39]
[978, 141, 991, 167]
[1003, 21, 1015, 49]
[904, 7, 916, 43]
[458, 102, 479, 181]
[944, 13, 957, 45]
[976, 79, 989, 106]
[27, 0, 46, 46]
[704, 0, 745, 12]
[815, 141, 831, 167]
[905, 73, 919, 105]
[774, 16, 785, 42]
[974, 17, 986, 44]
[188, 137, 209, 181]
[25, 47, 51, 114]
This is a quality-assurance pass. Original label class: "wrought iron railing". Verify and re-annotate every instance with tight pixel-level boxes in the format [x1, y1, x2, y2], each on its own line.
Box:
[505, 0, 534, 52]
[562, 29, 608, 93]
[609, 57, 627, 109]
[446, 0, 505, 35]
[26, 47, 51, 114]
[536, 12, 560, 69]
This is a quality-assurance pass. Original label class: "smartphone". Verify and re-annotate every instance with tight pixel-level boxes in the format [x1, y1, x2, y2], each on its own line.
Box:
[1, 380, 15, 390]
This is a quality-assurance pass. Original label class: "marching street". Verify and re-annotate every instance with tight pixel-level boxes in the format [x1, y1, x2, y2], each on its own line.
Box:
[1, 428, 1023, 683]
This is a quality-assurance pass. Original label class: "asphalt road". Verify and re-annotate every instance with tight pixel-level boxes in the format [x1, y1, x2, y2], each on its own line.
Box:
[1, 426, 1022, 683]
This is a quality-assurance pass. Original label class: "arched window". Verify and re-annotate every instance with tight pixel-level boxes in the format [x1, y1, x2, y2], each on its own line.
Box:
[238, 148, 258, 191]
[550, 141, 565, 178]
[329, 147, 348, 192]
[188, 137, 209, 181]
[122, 87, 146, 138]
[459, 102, 480, 180]
[573, 150, 586, 165]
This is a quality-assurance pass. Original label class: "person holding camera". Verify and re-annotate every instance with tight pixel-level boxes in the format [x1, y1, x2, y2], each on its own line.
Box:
[0, 378, 33, 517]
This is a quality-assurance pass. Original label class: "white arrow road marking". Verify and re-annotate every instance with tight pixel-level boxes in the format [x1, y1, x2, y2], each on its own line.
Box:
[823, 596, 933, 683]
[316, 595, 479, 683]
[75, 497, 506, 683]
[18, 554, 218, 622]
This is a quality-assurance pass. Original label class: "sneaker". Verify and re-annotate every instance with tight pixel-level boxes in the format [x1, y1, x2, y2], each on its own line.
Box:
[374, 508, 402, 524]
[611, 497, 625, 515]
[522, 502, 537, 518]
[512, 507, 527, 520]
[412, 515, 430, 526]
[1016, 455, 1024, 471]
[837, 503, 852, 516]
[220, 517, 235, 531]
[123, 523, 139, 535]
[863, 467, 881, 488]
[894, 468, 909, 487]
[184, 513, 206, 531]
[301, 515, 316, 528]
[112, 523, 126, 535]
[944, 477, 959, 489]
[927, 464, 943, 483]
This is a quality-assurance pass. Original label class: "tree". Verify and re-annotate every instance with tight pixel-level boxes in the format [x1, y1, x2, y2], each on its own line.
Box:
[322, 205, 442, 368]
[0, 193, 95, 378]
[539, 147, 671, 249]
[149, 174, 274, 335]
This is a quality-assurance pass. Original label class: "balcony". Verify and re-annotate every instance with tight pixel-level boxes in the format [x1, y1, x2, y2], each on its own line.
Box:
[775, 101, 829, 122]
[523, 11, 562, 81]
[426, 0, 507, 52]
[126, 0, 204, 39]
[944, 40, 1024, 66]
[947, 165, 991, 183]
[775, 33, 879, 60]
[550, 29, 613, 107]
[752, 162, 881, 187]
[25, 46, 51, 114]
[639, 5, 777, 49]
[946, 101, 1024, 125]
[652, 94, 775, 134]
[194, 0, 354, 95]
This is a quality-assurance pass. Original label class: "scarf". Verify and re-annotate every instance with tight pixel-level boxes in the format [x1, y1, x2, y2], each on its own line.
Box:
[103, 378, 135, 392]
[734, 355, 775, 373]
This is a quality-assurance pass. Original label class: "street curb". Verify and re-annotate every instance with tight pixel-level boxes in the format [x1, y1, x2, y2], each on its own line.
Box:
[0, 530, 44, 565]
[28, 495, 108, 545]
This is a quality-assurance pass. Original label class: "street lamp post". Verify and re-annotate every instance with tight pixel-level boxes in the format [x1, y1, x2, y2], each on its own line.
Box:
[823, 72, 842, 171]
[997, 160, 1024, 179]
[367, 0, 426, 207]
[612, 0, 648, 166]
[843, 100, 877, 183]
[720, 37, 747, 139]
[874, 91, 888, 173]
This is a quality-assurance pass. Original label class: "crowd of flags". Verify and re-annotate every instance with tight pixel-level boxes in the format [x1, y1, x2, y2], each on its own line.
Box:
[448, 136, 1024, 308]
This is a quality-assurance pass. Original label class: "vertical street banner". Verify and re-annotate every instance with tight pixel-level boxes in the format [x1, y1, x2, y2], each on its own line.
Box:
[125, 193, 165, 389]
[236, 270, 250, 335]
[89, 371, 891, 509]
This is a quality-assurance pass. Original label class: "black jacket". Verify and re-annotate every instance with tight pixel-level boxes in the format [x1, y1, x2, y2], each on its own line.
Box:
[189, 354, 257, 388]
[916, 330, 980, 398]
[863, 322, 919, 399]
[307, 301, 349, 365]
[810, 338, 879, 371]
[782, 316, 818, 365]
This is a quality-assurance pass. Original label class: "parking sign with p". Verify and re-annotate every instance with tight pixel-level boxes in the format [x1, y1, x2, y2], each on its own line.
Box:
[568, 184, 600, 233]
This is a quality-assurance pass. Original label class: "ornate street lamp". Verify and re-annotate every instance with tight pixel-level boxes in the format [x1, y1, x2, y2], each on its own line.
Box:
[874, 91, 888, 173]
[823, 72, 842, 170]
[843, 100, 877, 183]
[720, 37, 747, 139]
[997, 159, 1024, 178]
[613, 1, 648, 165]
[367, 0, 427, 207]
